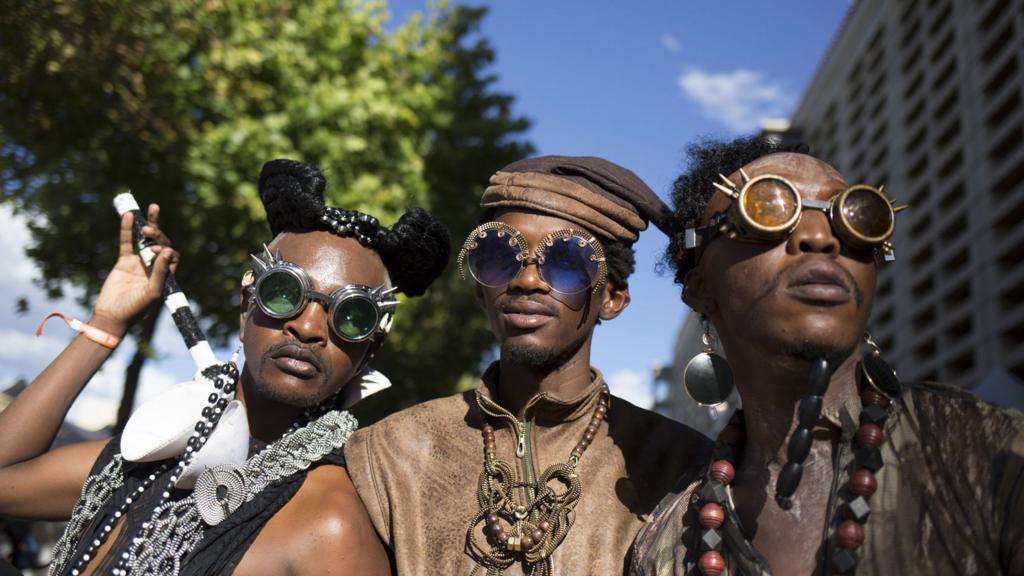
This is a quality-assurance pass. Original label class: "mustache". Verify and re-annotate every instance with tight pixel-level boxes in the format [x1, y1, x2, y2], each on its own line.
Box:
[263, 340, 326, 374]
[496, 294, 561, 318]
[759, 258, 864, 307]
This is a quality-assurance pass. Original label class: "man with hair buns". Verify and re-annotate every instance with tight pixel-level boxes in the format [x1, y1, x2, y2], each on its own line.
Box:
[0, 159, 450, 575]
[345, 156, 712, 575]
[630, 137, 1024, 576]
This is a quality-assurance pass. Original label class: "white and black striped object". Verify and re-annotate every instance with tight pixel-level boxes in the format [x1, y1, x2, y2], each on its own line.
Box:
[113, 193, 218, 370]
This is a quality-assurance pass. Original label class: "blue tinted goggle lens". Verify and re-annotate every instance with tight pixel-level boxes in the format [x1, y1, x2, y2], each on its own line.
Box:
[467, 230, 597, 294]
[467, 229, 523, 287]
[539, 236, 599, 294]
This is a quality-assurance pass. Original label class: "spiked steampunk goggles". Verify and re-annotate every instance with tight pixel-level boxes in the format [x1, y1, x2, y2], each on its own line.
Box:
[457, 222, 607, 310]
[244, 246, 398, 342]
[684, 169, 907, 262]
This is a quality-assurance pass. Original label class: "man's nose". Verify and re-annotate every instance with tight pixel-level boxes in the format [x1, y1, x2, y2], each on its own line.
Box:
[507, 257, 550, 294]
[282, 301, 329, 344]
[787, 209, 841, 256]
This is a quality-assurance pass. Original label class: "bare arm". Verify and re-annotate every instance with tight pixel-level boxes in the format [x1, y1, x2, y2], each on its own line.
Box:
[0, 205, 177, 519]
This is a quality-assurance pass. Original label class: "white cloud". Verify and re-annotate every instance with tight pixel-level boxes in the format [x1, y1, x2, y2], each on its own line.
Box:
[0, 205, 194, 431]
[660, 33, 681, 53]
[677, 67, 795, 133]
[0, 205, 43, 284]
[606, 368, 654, 409]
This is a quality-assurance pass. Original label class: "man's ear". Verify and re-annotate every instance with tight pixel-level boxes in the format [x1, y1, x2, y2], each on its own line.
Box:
[598, 281, 630, 321]
[473, 283, 486, 309]
[239, 288, 252, 340]
[681, 267, 716, 316]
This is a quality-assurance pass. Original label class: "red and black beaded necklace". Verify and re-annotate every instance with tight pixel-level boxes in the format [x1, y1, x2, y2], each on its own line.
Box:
[692, 355, 898, 576]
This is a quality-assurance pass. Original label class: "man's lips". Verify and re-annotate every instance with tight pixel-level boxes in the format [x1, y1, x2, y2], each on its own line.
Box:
[498, 299, 557, 330]
[785, 261, 852, 305]
[269, 343, 323, 378]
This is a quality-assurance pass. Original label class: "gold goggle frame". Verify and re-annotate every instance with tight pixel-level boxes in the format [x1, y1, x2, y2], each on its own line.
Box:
[457, 221, 608, 295]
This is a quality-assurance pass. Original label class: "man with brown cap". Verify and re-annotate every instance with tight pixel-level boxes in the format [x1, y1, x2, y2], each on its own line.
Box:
[344, 156, 712, 575]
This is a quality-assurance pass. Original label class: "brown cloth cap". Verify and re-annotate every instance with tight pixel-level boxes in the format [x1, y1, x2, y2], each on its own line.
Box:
[480, 156, 673, 242]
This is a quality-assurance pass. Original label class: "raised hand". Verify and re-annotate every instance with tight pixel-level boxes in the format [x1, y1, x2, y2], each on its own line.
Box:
[90, 204, 178, 335]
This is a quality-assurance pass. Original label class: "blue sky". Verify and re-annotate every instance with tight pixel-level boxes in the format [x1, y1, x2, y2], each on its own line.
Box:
[0, 1, 850, 427]
[390, 0, 851, 404]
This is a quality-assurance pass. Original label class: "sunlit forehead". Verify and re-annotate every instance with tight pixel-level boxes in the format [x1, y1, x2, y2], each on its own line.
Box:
[268, 231, 389, 293]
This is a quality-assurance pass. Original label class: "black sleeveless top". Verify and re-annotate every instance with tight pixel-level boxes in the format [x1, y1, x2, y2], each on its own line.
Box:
[62, 436, 345, 576]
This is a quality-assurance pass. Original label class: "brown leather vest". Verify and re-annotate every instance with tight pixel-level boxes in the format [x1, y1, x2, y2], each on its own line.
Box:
[345, 363, 712, 575]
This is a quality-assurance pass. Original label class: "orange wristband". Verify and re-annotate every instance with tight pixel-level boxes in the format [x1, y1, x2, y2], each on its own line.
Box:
[36, 312, 122, 349]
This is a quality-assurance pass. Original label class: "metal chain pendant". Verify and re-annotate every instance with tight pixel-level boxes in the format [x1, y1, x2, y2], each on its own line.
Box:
[194, 465, 246, 526]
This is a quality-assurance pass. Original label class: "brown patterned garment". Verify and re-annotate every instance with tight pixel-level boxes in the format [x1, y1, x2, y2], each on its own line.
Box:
[630, 381, 1024, 576]
[345, 363, 712, 575]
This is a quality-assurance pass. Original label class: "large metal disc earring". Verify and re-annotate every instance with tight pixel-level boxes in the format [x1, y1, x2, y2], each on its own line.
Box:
[860, 333, 900, 396]
[683, 317, 734, 406]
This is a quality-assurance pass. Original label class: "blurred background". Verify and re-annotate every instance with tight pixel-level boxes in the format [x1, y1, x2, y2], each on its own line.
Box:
[1, 0, 1022, 570]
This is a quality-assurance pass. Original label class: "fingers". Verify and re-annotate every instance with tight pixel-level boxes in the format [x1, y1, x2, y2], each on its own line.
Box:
[150, 246, 180, 275]
[119, 213, 134, 257]
[142, 203, 172, 247]
[148, 247, 179, 296]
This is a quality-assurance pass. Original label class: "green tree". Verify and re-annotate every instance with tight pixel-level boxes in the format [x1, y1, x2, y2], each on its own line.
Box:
[0, 0, 531, 429]
[355, 5, 534, 422]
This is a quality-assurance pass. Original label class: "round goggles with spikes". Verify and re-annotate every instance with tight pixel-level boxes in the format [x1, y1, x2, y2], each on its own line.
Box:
[685, 169, 907, 262]
[456, 222, 607, 309]
[244, 245, 398, 342]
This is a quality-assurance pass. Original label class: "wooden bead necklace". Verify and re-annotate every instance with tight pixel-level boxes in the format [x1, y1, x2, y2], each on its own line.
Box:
[694, 386, 891, 575]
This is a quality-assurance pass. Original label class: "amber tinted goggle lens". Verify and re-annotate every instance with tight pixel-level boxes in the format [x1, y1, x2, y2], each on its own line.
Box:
[836, 186, 894, 245]
[739, 177, 801, 233]
[466, 229, 599, 294]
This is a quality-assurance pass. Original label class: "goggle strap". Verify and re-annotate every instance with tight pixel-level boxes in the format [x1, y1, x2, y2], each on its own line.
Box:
[684, 228, 702, 249]
[684, 212, 730, 249]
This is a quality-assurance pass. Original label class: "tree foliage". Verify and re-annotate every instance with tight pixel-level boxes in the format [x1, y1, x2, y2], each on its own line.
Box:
[0, 0, 532, 426]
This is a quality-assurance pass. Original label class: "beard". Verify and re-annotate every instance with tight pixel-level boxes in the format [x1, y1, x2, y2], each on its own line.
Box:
[250, 374, 334, 409]
[781, 340, 856, 377]
[502, 328, 590, 369]
[249, 345, 339, 410]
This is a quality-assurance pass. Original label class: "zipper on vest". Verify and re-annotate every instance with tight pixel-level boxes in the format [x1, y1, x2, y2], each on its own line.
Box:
[477, 393, 545, 512]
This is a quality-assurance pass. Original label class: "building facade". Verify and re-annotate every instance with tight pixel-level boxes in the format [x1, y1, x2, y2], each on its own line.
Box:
[788, 0, 1024, 390]
[655, 0, 1024, 428]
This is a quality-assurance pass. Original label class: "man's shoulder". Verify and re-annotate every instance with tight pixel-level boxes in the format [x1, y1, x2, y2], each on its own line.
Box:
[899, 380, 1024, 461]
[251, 464, 388, 573]
[904, 380, 1024, 429]
[345, 389, 476, 463]
[605, 394, 713, 494]
[351, 389, 473, 439]
[608, 394, 713, 450]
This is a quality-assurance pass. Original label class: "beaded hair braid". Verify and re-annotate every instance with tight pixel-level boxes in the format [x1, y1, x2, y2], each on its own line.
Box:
[259, 159, 451, 298]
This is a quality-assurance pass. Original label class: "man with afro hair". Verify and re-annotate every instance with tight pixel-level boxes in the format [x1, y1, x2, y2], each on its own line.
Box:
[631, 136, 1024, 576]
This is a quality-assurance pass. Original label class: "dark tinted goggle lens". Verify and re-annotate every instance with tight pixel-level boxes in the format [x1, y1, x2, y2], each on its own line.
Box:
[467, 229, 523, 287]
[332, 296, 378, 341]
[539, 236, 599, 294]
[839, 187, 893, 242]
[257, 270, 304, 316]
